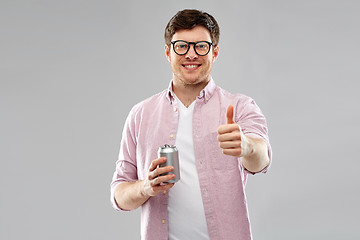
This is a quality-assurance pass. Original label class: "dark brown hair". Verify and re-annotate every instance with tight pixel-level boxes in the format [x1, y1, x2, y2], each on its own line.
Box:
[164, 9, 220, 46]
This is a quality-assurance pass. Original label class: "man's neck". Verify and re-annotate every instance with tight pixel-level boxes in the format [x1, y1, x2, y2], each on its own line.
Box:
[172, 79, 210, 108]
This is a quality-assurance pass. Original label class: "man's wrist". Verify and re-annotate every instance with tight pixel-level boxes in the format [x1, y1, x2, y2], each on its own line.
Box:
[240, 133, 254, 158]
[138, 180, 149, 198]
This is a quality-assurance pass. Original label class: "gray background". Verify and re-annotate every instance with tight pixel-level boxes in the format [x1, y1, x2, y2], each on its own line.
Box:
[1, 0, 359, 239]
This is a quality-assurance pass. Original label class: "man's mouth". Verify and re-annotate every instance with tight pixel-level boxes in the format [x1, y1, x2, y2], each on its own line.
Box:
[182, 64, 201, 69]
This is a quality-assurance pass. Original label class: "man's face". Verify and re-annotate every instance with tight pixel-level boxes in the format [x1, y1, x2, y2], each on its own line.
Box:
[165, 26, 219, 86]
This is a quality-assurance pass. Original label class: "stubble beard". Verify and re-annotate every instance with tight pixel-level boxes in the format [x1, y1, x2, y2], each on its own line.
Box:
[173, 63, 212, 90]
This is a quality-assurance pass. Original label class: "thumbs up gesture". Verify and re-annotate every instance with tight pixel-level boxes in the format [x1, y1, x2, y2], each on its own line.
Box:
[217, 105, 251, 157]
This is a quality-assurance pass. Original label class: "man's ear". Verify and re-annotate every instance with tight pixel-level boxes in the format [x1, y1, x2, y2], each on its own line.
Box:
[212, 45, 219, 62]
[165, 44, 171, 62]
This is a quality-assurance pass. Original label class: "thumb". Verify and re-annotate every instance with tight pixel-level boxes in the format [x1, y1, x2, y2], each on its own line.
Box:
[226, 105, 235, 124]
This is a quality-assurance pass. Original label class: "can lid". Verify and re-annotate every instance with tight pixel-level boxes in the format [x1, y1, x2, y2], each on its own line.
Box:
[160, 144, 176, 149]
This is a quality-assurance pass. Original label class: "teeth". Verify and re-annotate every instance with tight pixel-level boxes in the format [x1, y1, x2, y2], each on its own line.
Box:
[184, 65, 198, 68]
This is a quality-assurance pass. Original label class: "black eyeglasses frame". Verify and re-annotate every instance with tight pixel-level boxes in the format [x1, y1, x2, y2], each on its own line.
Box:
[170, 40, 213, 56]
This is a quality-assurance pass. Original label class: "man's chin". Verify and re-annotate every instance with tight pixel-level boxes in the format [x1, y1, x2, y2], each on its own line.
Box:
[183, 77, 209, 87]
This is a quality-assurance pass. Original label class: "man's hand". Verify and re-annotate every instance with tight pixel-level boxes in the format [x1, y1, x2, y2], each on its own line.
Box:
[217, 105, 253, 158]
[141, 157, 175, 197]
[114, 157, 176, 210]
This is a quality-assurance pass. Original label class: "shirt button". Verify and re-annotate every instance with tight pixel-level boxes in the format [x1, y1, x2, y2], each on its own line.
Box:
[173, 107, 177, 112]
[163, 190, 167, 194]
[206, 97, 209, 101]
[170, 134, 175, 139]
[162, 219, 166, 224]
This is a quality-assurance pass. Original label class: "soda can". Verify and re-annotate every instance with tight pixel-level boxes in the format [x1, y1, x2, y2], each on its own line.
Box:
[157, 144, 180, 183]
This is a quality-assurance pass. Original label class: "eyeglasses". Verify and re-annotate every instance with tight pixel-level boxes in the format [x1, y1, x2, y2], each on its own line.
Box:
[170, 40, 213, 56]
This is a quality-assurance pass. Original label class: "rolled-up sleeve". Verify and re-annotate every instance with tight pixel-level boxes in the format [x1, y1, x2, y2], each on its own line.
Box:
[110, 107, 139, 211]
[236, 97, 272, 175]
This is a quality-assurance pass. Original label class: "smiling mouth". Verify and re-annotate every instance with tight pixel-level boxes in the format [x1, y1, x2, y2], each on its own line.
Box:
[182, 64, 201, 69]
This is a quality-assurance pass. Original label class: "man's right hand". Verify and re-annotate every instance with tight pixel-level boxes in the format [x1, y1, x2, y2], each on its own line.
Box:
[141, 157, 176, 197]
[114, 157, 176, 210]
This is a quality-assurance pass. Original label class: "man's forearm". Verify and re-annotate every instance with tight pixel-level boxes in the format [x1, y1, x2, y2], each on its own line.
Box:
[114, 181, 150, 211]
[241, 136, 270, 173]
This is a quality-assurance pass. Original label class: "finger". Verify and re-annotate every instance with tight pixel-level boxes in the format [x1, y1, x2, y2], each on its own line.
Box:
[151, 166, 174, 178]
[149, 157, 167, 172]
[217, 123, 240, 134]
[226, 105, 235, 124]
[217, 129, 241, 142]
[151, 174, 176, 186]
[222, 148, 242, 157]
[149, 165, 174, 180]
[219, 140, 241, 149]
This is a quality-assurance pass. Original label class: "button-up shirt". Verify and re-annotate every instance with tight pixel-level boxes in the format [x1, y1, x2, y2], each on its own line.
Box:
[111, 78, 272, 240]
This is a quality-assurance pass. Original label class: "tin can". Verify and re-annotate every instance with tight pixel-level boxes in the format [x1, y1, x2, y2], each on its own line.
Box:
[157, 144, 180, 183]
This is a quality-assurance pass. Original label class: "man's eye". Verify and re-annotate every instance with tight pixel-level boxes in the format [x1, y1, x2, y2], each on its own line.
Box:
[177, 44, 187, 49]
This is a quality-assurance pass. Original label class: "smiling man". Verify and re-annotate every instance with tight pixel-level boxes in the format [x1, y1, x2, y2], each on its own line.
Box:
[111, 9, 272, 240]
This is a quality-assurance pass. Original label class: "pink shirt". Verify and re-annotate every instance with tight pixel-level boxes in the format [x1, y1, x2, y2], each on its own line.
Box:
[111, 78, 272, 240]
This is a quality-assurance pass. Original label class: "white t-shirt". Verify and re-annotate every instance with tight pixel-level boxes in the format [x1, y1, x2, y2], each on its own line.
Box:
[168, 97, 210, 240]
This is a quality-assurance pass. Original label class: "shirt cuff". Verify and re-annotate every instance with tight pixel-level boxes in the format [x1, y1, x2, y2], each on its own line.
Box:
[110, 181, 131, 212]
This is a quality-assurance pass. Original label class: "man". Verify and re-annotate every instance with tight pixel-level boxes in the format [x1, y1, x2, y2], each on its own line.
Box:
[111, 9, 271, 240]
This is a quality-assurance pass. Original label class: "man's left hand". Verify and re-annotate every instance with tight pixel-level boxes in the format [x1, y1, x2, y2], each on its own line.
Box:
[217, 105, 252, 157]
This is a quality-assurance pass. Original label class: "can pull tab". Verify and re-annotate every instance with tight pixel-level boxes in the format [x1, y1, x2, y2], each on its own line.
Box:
[164, 144, 170, 148]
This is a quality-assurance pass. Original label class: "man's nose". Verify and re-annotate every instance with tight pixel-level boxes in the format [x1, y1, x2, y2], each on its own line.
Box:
[185, 44, 198, 60]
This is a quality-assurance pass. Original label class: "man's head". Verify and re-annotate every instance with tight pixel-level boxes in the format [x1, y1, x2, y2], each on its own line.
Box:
[165, 9, 220, 87]
[164, 9, 220, 47]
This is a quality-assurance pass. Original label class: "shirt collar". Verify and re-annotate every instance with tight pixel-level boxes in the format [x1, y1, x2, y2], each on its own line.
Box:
[166, 77, 216, 104]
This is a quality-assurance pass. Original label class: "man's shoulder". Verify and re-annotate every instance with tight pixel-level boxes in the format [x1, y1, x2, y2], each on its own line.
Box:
[215, 85, 254, 104]
[129, 89, 168, 116]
